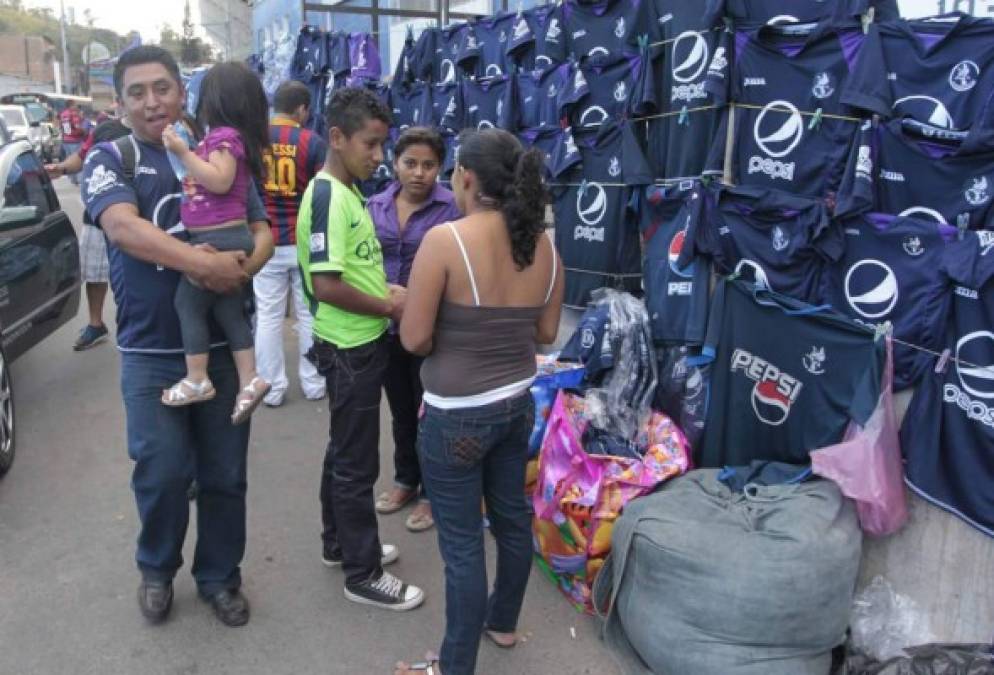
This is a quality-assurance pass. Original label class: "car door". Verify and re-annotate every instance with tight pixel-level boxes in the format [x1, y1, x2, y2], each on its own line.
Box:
[0, 143, 81, 361]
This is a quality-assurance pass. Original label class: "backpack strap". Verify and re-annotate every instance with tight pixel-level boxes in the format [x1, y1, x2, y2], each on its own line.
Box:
[113, 135, 137, 184]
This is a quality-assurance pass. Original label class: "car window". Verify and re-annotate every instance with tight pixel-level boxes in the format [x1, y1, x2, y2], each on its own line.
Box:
[0, 110, 24, 128]
[3, 152, 51, 221]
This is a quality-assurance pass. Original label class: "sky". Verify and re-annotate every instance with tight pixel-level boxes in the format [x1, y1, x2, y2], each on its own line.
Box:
[23, 0, 188, 44]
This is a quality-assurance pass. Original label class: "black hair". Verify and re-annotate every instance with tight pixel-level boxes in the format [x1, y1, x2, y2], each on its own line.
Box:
[113, 45, 182, 98]
[195, 62, 270, 185]
[324, 87, 392, 138]
[273, 81, 311, 115]
[394, 126, 445, 164]
[456, 128, 548, 270]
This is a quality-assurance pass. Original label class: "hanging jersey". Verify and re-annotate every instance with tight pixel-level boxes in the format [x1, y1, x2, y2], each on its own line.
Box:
[646, 4, 723, 179]
[681, 185, 843, 302]
[359, 129, 396, 198]
[705, 22, 871, 197]
[641, 181, 712, 346]
[451, 76, 514, 132]
[517, 127, 566, 176]
[291, 26, 327, 82]
[327, 31, 351, 76]
[507, 4, 568, 73]
[843, 14, 994, 132]
[566, 54, 656, 131]
[902, 229, 994, 538]
[514, 63, 582, 131]
[820, 213, 956, 390]
[348, 32, 381, 80]
[432, 81, 461, 134]
[437, 23, 473, 83]
[392, 34, 417, 86]
[460, 12, 517, 77]
[564, 0, 660, 66]
[388, 81, 434, 133]
[558, 303, 615, 382]
[263, 121, 327, 246]
[550, 121, 653, 307]
[699, 278, 884, 467]
[412, 27, 440, 81]
[837, 118, 994, 230]
[702, 0, 899, 26]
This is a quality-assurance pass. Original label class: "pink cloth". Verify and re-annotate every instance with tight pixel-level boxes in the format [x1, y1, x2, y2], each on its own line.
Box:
[811, 337, 908, 537]
[181, 126, 251, 228]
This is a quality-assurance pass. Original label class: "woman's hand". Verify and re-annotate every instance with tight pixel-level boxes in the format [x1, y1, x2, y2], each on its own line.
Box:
[162, 125, 190, 156]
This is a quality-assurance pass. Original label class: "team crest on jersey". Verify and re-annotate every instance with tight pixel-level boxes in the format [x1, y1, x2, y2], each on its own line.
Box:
[964, 176, 991, 206]
[608, 156, 621, 177]
[547, 83, 558, 98]
[564, 132, 579, 157]
[614, 81, 627, 102]
[802, 347, 826, 375]
[547, 19, 561, 43]
[513, 18, 529, 41]
[465, 35, 478, 50]
[979, 230, 994, 256]
[614, 17, 626, 38]
[856, 145, 873, 181]
[949, 60, 980, 92]
[708, 47, 728, 75]
[444, 96, 457, 119]
[732, 349, 804, 426]
[310, 232, 326, 254]
[903, 235, 925, 257]
[574, 69, 587, 93]
[499, 30, 508, 43]
[580, 327, 596, 349]
[496, 99, 504, 120]
[811, 72, 835, 99]
[771, 226, 789, 252]
[86, 165, 121, 198]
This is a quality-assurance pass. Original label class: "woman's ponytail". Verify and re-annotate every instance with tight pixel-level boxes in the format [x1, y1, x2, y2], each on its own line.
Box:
[501, 148, 548, 270]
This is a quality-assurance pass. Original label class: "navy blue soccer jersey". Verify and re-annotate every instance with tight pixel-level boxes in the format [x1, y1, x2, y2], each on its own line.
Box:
[550, 121, 653, 307]
[566, 54, 656, 131]
[517, 127, 567, 176]
[902, 229, 994, 538]
[558, 303, 615, 381]
[432, 81, 461, 134]
[392, 33, 417, 86]
[679, 185, 843, 303]
[513, 63, 582, 131]
[705, 21, 872, 197]
[435, 23, 473, 84]
[507, 4, 568, 73]
[388, 81, 434, 133]
[820, 213, 956, 390]
[837, 118, 994, 230]
[348, 32, 381, 80]
[326, 31, 351, 76]
[460, 12, 517, 77]
[449, 76, 514, 132]
[564, 0, 660, 66]
[702, 0, 898, 26]
[698, 278, 884, 468]
[641, 181, 713, 346]
[645, 4, 724, 179]
[291, 26, 327, 82]
[842, 14, 994, 132]
[412, 27, 439, 81]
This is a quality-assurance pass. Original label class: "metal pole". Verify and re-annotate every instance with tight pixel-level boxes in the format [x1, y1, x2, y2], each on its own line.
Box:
[225, 0, 232, 60]
[59, 0, 71, 94]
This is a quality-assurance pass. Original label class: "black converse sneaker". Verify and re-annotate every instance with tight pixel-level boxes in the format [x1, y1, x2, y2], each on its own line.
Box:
[322, 543, 400, 568]
[344, 571, 424, 611]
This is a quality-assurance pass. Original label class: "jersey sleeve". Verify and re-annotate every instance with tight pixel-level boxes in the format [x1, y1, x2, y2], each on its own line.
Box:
[834, 120, 877, 218]
[457, 25, 481, 68]
[621, 122, 654, 185]
[631, 52, 658, 118]
[411, 28, 437, 81]
[246, 179, 268, 224]
[847, 340, 884, 427]
[704, 108, 729, 176]
[305, 181, 349, 274]
[203, 127, 246, 160]
[558, 61, 589, 112]
[81, 144, 138, 228]
[704, 27, 733, 105]
[307, 133, 328, 176]
[839, 26, 891, 117]
[550, 128, 582, 178]
[811, 208, 845, 262]
[507, 12, 534, 57]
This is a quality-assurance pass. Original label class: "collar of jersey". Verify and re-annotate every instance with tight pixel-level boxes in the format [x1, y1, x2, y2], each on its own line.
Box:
[317, 170, 365, 204]
[272, 115, 300, 128]
[900, 12, 980, 56]
[752, 20, 836, 58]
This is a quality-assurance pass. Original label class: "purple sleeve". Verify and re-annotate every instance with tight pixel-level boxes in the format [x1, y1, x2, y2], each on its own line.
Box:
[203, 127, 246, 160]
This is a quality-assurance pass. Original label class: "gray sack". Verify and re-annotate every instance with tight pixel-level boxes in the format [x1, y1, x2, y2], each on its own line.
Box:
[593, 469, 862, 675]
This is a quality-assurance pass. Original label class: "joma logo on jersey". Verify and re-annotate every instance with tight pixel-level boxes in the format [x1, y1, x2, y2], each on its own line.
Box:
[744, 78, 767, 87]
[880, 169, 905, 182]
[731, 349, 804, 426]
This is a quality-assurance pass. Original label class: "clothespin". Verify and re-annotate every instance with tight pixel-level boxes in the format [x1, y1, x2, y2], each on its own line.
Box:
[637, 34, 649, 52]
[678, 105, 690, 126]
[935, 348, 952, 374]
[861, 7, 875, 34]
[700, 174, 713, 188]
[579, 179, 589, 197]
[873, 321, 892, 342]
[808, 107, 823, 131]
[957, 213, 970, 240]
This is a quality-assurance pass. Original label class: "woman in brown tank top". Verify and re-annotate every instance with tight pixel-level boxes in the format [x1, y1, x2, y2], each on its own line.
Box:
[395, 129, 564, 675]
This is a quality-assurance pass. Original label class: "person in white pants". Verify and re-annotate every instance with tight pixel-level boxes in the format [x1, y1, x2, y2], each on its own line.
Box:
[255, 81, 329, 406]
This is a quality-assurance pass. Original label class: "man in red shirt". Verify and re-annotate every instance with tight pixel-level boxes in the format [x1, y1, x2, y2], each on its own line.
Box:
[59, 100, 87, 185]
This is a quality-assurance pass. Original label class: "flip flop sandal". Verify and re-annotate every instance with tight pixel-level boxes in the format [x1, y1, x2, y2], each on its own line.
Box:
[231, 377, 271, 425]
[484, 629, 517, 649]
[405, 508, 435, 532]
[376, 490, 417, 514]
[162, 378, 216, 407]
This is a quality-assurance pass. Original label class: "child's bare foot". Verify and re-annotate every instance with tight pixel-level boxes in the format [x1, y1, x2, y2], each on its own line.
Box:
[231, 376, 270, 425]
[162, 378, 216, 406]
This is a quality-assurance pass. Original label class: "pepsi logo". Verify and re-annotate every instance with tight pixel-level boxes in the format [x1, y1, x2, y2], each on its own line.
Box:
[955, 331, 994, 400]
[535, 55, 554, 69]
[844, 259, 899, 320]
[766, 15, 800, 24]
[485, 64, 503, 77]
[587, 46, 611, 60]
[579, 106, 609, 128]
[734, 259, 770, 290]
[752, 379, 792, 426]
[893, 95, 956, 129]
[671, 31, 709, 84]
[899, 206, 948, 224]
[754, 100, 804, 158]
[668, 227, 694, 278]
[577, 182, 608, 226]
[732, 348, 804, 427]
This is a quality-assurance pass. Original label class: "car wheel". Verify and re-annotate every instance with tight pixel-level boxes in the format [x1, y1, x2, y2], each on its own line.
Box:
[0, 345, 14, 476]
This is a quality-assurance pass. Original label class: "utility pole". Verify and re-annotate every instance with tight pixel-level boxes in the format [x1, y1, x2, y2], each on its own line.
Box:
[59, 0, 71, 94]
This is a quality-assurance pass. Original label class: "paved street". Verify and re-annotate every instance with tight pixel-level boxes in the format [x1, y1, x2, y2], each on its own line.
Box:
[0, 178, 618, 675]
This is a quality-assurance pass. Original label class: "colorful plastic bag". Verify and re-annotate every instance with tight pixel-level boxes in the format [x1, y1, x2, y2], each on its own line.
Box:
[532, 391, 691, 613]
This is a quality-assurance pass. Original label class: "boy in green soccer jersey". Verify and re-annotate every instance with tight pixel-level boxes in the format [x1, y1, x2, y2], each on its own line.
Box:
[297, 87, 424, 611]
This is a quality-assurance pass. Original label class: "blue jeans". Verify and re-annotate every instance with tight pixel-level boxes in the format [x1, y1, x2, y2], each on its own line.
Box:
[418, 391, 535, 675]
[121, 349, 250, 596]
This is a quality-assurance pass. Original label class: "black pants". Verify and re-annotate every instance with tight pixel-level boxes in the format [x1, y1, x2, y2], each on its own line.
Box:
[382, 333, 427, 498]
[309, 335, 388, 586]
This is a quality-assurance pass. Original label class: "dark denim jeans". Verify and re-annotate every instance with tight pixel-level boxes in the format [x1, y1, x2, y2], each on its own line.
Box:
[120, 349, 250, 596]
[309, 335, 388, 586]
[382, 333, 426, 498]
[417, 391, 535, 675]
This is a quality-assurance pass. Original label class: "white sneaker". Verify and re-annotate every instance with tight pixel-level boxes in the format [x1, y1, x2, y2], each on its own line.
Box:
[322, 543, 399, 568]
[344, 571, 425, 612]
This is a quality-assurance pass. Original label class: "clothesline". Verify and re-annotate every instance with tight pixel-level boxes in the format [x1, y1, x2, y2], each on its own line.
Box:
[729, 101, 864, 123]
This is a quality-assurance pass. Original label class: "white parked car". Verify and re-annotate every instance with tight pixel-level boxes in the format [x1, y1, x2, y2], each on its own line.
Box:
[0, 104, 54, 161]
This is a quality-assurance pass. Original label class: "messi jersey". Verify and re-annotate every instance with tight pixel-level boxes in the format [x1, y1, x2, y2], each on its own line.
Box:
[842, 14, 994, 132]
[263, 121, 328, 246]
[902, 229, 994, 538]
[564, 0, 660, 66]
[698, 278, 884, 468]
[460, 12, 517, 77]
[705, 22, 872, 197]
[507, 4, 568, 73]
[566, 54, 656, 131]
[448, 76, 514, 132]
[388, 81, 434, 132]
[641, 181, 712, 346]
[680, 185, 843, 303]
[703, 0, 898, 26]
[820, 213, 956, 390]
[550, 121, 654, 307]
[513, 63, 582, 131]
[837, 118, 994, 230]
